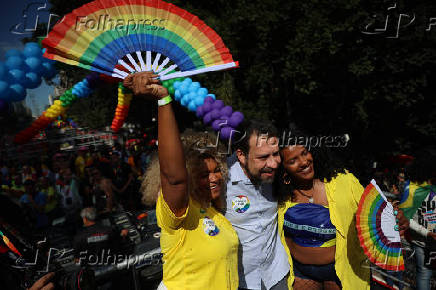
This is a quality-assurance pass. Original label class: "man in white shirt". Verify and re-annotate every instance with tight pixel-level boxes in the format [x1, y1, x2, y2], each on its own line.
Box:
[225, 120, 289, 290]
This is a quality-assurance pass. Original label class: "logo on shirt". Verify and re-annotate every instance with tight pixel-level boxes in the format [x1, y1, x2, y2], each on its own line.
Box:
[203, 217, 219, 236]
[232, 195, 250, 213]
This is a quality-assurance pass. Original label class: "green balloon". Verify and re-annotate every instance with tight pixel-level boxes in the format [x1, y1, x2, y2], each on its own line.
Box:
[168, 86, 175, 96]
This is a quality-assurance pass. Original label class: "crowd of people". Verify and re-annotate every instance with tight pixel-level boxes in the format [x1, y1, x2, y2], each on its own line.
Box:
[0, 143, 153, 231]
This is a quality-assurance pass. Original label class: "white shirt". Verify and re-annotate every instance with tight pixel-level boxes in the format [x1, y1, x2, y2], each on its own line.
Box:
[225, 160, 289, 289]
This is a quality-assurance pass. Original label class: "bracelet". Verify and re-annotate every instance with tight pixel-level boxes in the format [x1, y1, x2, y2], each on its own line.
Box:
[158, 95, 172, 107]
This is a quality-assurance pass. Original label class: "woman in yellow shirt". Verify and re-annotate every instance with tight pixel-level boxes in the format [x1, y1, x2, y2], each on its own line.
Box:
[124, 72, 239, 290]
[274, 136, 371, 290]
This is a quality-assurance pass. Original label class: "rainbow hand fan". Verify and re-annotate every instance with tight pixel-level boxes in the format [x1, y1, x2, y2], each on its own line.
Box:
[42, 0, 238, 80]
[356, 179, 404, 271]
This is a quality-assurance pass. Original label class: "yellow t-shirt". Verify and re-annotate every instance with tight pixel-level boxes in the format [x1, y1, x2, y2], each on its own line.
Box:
[156, 193, 239, 290]
[278, 172, 370, 290]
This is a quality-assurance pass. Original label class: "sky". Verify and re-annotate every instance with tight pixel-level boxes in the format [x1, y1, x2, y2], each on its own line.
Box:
[0, 0, 56, 116]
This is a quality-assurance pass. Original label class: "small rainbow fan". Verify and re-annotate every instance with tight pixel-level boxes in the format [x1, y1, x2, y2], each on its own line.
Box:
[356, 179, 404, 271]
[42, 0, 238, 80]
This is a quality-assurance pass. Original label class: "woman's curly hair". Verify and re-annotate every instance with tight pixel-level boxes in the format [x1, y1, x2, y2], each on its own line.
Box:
[140, 129, 228, 207]
[273, 126, 348, 203]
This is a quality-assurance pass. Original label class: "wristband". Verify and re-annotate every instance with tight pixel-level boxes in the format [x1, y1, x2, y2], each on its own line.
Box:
[158, 95, 172, 107]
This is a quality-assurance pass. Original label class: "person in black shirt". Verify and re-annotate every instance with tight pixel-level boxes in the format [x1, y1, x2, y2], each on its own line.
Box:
[110, 151, 135, 210]
[73, 207, 127, 266]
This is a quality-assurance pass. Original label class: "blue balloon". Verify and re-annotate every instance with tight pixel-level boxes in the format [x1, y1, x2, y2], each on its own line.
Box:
[189, 82, 200, 92]
[174, 89, 181, 101]
[182, 78, 192, 86]
[179, 83, 190, 95]
[0, 63, 6, 80]
[187, 92, 197, 101]
[181, 95, 190, 106]
[9, 84, 26, 102]
[173, 81, 181, 89]
[24, 57, 42, 73]
[24, 72, 42, 89]
[188, 100, 197, 112]
[197, 88, 208, 97]
[0, 81, 11, 100]
[8, 69, 26, 85]
[23, 43, 43, 58]
[41, 62, 57, 78]
[194, 96, 204, 106]
[4, 49, 22, 59]
[5, 56, 24, 70]
[206, 94, 216, 100]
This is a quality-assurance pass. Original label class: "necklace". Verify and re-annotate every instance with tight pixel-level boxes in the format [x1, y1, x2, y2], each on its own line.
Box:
[296, 180, 316, 203]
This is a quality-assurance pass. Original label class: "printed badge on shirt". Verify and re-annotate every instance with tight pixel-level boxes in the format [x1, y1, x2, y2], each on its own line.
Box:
[203, 217, 219, 236]
[232, 195, 250, 213]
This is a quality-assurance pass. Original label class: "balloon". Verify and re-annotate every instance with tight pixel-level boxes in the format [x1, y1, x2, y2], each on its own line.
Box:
[174, 89, 181, 101]
[188, 82, 200, 92]
[8, 69, 26, 85]
[187, 92, 197, 101]
[23, 43, 43, 58]
[5, 56, 24, 70]
[0, 63, 6, 80]
[206, 94, 216, 100]
[220, 126, 235, 140]
[182, 78, 192, 86]
[212, 100, 224, 110]
[210, 109, 221, 120]
[0, 81, 11, 100]
[188, 100, 197, 112]
[196, 105, 204, 118]
[173, 81, 181, 89]
[24, 72, 42, 89]
[4, 49, 21, 59]
[203, 112, 213, 125]
[204, 96, 215, 104]
[229, 112, 244, 127]
[9, 84, 26, 102]
[179, 83, 189, 95]
[181, 95, 190, 106]
[202, 102, 213, 113]
[24, 57, 43, 73]
[41, 62, 57, 78]
[197, 88, 208, 97]
[194, 96, 204, 106]
[168, 86, 175, 96]
[220, 106, 233, 117]
[212, 119, 228, 131]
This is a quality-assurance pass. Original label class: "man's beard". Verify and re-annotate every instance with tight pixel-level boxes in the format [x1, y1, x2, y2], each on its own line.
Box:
[243, 162, 275, 185]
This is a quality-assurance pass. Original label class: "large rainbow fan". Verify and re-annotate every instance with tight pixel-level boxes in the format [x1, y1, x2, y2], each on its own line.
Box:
[356, 179, 404, 271]
[42, 0, 238, 80]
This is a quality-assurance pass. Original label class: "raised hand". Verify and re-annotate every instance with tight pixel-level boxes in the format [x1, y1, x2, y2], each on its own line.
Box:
[123, 72, 168, 99]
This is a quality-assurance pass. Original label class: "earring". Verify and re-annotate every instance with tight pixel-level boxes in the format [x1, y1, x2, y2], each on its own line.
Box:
[283, 175, 291, 185]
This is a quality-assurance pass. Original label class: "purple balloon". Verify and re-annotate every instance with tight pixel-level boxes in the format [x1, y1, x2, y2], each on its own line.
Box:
[220, 126, 234, 140]
[209, 109, 221, 120]
[220, 106, 233, 117]
[203, 112, 213, 125]
[85, 72, 101, 88]
[212, 100, 224, 110]
[211, 119, 223, 131]
[196, 105, 205, 117]
[202, 102, 213, 113]
[204, 96, 215, 104]
[229, 111, 244, 127]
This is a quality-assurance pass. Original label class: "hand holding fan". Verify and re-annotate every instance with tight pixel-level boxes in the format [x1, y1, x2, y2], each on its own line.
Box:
[356, 179, 404, 271]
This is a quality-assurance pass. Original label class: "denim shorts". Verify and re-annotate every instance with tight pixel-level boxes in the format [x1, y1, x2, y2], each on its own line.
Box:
[292, 258, 341, 286]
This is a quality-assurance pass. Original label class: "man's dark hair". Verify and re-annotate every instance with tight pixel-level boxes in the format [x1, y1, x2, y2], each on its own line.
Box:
[232, 119, 279, 155]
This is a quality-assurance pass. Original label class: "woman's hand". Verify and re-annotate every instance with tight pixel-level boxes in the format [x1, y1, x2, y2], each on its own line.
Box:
[123, 72, 168, 99]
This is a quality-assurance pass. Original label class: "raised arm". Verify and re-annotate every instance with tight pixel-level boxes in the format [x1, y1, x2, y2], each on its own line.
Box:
[124, 73, 188, 217]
